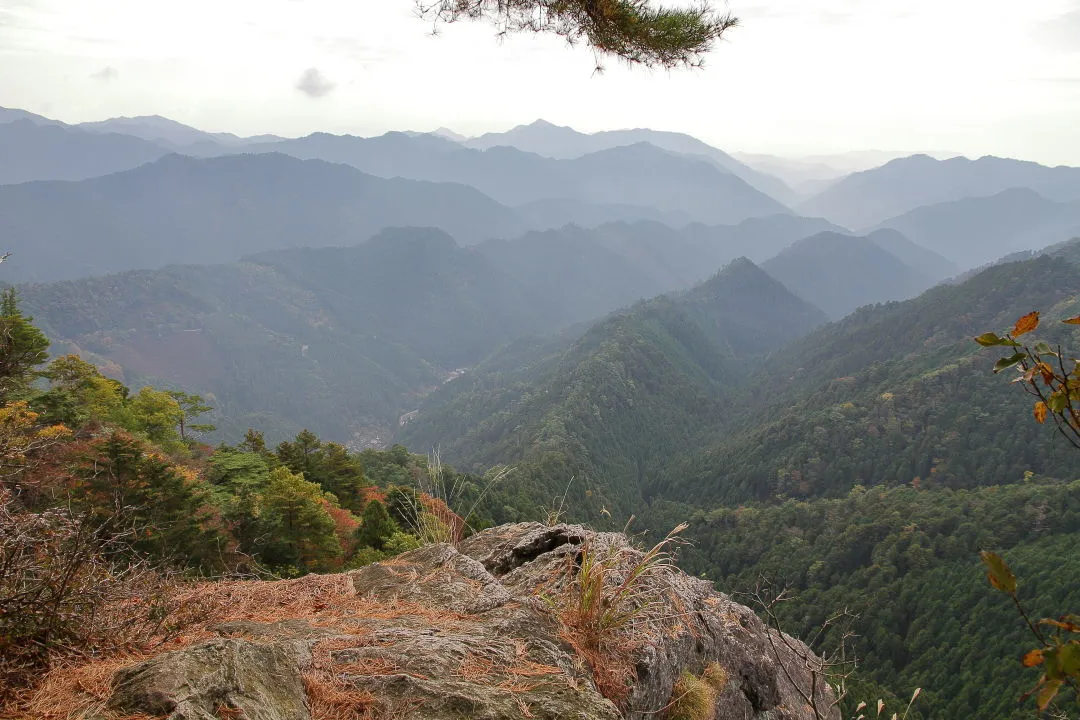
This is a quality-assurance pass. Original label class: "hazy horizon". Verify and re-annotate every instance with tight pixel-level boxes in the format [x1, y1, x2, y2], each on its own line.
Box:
[2, 0, 1078, 165]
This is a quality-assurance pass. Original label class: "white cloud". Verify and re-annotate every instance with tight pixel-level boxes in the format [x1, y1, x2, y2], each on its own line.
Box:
[295, 67, 335, 98]
[90, 65, 118, 81]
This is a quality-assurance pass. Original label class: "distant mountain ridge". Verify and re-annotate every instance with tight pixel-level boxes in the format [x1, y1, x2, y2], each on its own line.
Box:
[14, 216, 836, 441]
[870, 188, 1080, 267]
[462, 119, 795, 204]
[226, 131, 790, 225]
[0, 153, 526, 282]
[0, 119, 169, 185]
[760, 230, 949, 319]
[473, 214, 843, 326]
[800, 154, 1080, 228]
[78, 114, 284, 148]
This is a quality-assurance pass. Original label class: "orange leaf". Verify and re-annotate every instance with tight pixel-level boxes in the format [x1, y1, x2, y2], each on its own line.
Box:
[1013, 311, 1040, 337]
[1036, 362, 1055, 385]
[1034, 401, 1048, 424]
[1063, 316, 1080, 325]
[1022, 649, 1044, 667]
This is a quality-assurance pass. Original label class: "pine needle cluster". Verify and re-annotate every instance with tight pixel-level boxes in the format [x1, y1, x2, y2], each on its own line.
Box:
[417, 0, 737, 69]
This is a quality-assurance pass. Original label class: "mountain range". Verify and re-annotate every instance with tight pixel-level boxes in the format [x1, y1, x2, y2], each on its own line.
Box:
[0, 153, 526, 283]
[801, 154, 1080, 229]
[16, 212, 958, 443]
[8, 101, 1080, 720]
[870, 188, 1080, 267]
[461, 119, 795, 204]
[398, 241, 1080, 517]
[6, 107, 1080, 282]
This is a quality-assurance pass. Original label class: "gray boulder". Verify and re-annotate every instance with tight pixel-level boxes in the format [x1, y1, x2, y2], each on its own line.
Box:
[105, 522, 837, 720]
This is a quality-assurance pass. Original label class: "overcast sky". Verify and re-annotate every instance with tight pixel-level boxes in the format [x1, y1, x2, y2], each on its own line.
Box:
[2, 0, 1078, 164]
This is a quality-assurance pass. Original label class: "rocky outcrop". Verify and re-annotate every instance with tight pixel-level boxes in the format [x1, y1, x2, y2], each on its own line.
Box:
[104, 523, 838, 720]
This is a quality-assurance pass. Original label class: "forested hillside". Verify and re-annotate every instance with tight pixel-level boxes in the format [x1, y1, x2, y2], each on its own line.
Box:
[17, 228, 553, 442]
[16, 217, 845, 444]
[391, 243, 1080, 718]
[403, 248, 1080, 509]
[399, 258, 828, 519]
[644, 480, 1080, 719]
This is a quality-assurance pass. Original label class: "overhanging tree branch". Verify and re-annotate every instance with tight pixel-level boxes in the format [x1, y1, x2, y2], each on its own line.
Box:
[416, 0, 738, 69]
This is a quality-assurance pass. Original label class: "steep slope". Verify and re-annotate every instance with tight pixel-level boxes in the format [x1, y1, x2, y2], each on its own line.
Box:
[0, 119, 168, 185]
[650, 480, 1080, 720]
[232, 132, 789, 225]
[476, 225, 667, 327]
[661, 251, 1080, 506]
[464, 119, 794, 204]
[800, 154, 1080, 229]
[761, 231, 936, 319]
[0, 153, 526, 282]
[17, 228, 564, 442]
[869, 188, 1080, 268]
[865, 228, 958, 280]
[397, 259, 827, 519]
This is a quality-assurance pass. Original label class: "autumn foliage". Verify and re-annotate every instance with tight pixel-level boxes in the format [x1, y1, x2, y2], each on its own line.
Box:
[977, 311, 1080, 711]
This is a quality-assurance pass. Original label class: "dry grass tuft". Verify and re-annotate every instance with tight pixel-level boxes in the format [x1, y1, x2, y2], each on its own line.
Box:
[666, 669, 717, 720]
[544, 524, 689, 708]
[663, 663, 727, 720]
[701, 662, 728, 694]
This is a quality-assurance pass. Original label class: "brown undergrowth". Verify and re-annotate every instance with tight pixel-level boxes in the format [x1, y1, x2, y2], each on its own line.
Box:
[2, 573, 466, 720]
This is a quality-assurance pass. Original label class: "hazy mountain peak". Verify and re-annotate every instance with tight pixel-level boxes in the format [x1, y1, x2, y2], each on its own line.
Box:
[523, 119, 563, 129]
[762, 230, 940, 319]
[691, 255, 806, 303]
[364, 225, 460, 252]
[431, 127, 467, 142]
[800, 151, 1080, 230]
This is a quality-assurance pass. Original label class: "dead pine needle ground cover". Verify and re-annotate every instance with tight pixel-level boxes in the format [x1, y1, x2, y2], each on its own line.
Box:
[2, 572, 465, 720]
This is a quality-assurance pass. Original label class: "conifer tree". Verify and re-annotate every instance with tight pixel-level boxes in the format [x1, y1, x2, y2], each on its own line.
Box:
[0, 289, 49, 402]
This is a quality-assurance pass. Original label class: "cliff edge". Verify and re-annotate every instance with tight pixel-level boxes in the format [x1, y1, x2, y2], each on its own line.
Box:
[96, 523, 837, 720]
